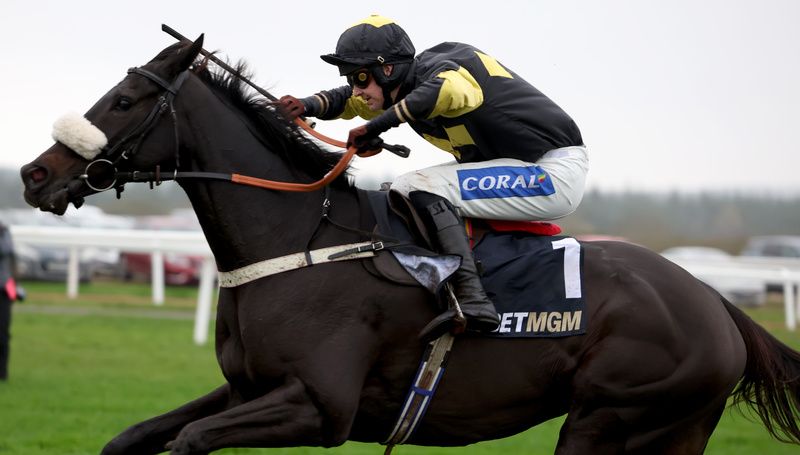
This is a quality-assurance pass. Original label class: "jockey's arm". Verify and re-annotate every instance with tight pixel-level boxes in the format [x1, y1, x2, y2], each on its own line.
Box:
[299, 86, 379, 121]
[298, 64, 484, 138]
[363, 65, 484, 137]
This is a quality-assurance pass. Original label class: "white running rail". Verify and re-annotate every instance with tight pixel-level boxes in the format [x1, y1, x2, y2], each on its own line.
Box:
[664, 256, 800, 330]
[9, 225, 217, 345]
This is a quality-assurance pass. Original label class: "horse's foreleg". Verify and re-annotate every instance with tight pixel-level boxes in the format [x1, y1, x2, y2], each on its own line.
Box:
[167, 376, 331, 454]
[101, 384, 235, 455]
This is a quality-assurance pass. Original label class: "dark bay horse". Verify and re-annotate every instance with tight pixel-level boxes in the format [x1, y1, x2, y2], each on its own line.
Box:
[20, 37, 800, 454]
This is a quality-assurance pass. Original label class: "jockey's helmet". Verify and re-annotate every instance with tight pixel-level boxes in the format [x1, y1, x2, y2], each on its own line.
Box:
[321, 15, 415, 103]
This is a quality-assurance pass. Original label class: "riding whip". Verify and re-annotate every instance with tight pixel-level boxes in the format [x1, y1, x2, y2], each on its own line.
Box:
[161, 24, 410, 158]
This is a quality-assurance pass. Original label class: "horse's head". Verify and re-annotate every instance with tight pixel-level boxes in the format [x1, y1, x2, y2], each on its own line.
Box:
[20, 36, 205, 215]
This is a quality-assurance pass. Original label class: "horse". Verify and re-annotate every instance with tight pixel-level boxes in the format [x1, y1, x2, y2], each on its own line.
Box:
[20, 36, 800, 455]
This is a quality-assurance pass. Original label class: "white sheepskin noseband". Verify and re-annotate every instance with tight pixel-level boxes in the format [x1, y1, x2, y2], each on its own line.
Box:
[51, 112, 108, 160]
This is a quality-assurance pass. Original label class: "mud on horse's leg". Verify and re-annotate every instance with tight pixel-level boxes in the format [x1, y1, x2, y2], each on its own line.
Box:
[167, 376, 331, 454]
[101, 384, 234, 455]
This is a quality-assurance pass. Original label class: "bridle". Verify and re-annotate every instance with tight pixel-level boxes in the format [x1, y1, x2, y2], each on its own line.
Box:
[108, 68, 190, 164]
[78, 64, 401, 196]
[85, 61, 402, 248]
[80, 67, 191, 193]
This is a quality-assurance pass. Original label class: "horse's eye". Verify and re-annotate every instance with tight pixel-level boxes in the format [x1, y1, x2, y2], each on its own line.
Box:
[115, 97, 133, 111]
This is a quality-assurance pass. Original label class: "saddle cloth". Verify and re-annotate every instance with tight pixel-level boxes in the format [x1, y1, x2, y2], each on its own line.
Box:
[362, 190, 587, 338]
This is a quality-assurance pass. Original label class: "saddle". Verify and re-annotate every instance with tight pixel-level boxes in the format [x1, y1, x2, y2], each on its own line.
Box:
[358, 189, 561, 289]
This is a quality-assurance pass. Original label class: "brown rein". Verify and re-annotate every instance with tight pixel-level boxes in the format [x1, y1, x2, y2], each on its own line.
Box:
[295, 118, 348, 149]
[231, 120, 356, 192]
[159, 24, 364, 193]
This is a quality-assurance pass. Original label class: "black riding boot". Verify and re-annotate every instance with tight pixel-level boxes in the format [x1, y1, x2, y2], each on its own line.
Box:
[409, 191, 500, 339]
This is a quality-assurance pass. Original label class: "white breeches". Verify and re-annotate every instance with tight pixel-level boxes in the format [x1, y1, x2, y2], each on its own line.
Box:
[391, 146, 589, 221]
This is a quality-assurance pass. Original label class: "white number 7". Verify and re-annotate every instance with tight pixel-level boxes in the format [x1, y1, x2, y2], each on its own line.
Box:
[552, 238, 582, 299]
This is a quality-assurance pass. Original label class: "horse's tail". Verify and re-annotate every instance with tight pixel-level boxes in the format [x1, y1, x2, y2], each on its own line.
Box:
[722, 296, 800, 443]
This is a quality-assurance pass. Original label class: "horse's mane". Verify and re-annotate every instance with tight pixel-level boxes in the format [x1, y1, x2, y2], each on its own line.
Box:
[187, 56, 348, 185]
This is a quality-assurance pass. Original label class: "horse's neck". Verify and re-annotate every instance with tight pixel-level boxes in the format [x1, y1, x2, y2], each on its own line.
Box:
[182, 185, 319, 270]
[178, 107, 359, 271]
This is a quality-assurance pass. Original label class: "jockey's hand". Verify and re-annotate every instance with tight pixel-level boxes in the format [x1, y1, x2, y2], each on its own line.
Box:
[347, 125, 383, 158]
[277, 95, 305, 121]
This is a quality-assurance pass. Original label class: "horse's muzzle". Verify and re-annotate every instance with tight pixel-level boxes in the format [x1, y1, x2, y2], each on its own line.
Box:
[20, 162, 86, 214]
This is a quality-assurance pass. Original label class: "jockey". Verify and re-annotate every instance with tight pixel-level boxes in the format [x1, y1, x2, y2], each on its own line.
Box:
[279, 15, 588, 338]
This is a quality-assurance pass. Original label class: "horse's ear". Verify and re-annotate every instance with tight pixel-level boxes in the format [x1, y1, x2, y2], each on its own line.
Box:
[165, 34, 204, 75]
[179, 34, 204, 70]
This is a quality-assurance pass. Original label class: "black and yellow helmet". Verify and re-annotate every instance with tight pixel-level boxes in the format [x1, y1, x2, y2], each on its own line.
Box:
[321, 15, 415, 77]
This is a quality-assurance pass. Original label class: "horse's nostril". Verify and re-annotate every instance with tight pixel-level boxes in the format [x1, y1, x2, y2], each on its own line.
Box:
[31, 167, 47, 183]
[23, 164, 49, 185]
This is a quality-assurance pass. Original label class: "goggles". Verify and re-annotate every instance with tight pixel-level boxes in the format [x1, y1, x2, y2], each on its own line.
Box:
[346, 68, 372, 89]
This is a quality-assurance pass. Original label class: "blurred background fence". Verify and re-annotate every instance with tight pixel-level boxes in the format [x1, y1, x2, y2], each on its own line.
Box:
[9, 225, 218, 345]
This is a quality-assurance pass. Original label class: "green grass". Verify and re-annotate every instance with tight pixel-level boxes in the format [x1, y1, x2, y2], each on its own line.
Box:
[0, 283, 799, 454]
[21, 280, 200, 310]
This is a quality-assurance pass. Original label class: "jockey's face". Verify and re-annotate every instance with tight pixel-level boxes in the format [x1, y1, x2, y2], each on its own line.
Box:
[350, 65, 393, 111]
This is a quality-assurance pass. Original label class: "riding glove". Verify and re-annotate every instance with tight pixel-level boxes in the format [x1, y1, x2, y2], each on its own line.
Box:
[347, 125, 382, 157]
[277, 95, 306, 121]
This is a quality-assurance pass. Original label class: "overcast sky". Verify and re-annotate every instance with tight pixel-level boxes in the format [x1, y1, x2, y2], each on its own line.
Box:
[2, 0, 798, 194]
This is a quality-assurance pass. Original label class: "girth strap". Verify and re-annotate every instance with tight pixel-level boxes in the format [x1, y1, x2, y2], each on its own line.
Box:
[218, 241, 385, 288]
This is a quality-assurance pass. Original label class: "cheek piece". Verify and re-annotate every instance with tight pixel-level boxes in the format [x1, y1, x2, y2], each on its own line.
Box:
[51, 112, 108, 160]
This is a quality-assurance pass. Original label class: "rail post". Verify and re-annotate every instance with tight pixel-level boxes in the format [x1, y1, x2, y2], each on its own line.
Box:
[783, 268, 797, 330]
[67, 246, 80, 299]
[193, 257, 217, 345]
[151, 251, 165, 306]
